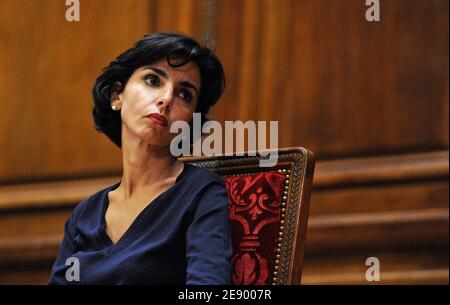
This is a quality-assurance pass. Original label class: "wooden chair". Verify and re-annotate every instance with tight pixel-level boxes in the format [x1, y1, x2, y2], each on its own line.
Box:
[182, 147, 315, 285]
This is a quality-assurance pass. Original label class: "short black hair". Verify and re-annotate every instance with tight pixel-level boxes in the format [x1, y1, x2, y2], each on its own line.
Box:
[92, 32, 225, 148]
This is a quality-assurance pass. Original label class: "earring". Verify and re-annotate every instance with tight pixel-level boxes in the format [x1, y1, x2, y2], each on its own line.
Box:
[111, 104, 120, 111]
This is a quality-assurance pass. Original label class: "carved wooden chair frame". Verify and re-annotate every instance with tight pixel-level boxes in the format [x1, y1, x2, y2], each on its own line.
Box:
[181, 147, 315, 284]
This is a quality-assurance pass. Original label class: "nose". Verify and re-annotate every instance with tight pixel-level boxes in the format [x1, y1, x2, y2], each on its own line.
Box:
[157, 90, 174, 113]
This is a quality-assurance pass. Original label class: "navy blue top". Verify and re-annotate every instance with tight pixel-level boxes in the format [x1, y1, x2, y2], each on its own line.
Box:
[48, 164, 233, 285]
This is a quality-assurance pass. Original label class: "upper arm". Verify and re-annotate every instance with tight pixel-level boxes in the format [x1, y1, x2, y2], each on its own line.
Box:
[185, 181, 233, 285]
[48, 210, 78, 284]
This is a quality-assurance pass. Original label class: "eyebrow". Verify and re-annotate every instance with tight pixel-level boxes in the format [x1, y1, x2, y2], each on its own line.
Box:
[145, 66, 199, 97]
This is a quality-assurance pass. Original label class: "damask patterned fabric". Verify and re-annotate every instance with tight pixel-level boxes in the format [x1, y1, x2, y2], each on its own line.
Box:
[223, 171, 286, 285]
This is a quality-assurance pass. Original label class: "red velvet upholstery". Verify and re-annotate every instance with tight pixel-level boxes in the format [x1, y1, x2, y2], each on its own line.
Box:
[223, 171, 287, 285]
[184, 147, 315, 284]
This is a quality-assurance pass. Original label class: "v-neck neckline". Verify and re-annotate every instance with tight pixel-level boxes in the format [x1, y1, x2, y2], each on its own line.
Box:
[99, 163, 190, 254]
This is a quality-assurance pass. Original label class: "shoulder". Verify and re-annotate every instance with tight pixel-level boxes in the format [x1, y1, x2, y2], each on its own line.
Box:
[180, 163, 229, 210]
[181, 163, 226, 189]
[70, 181, 120, 222]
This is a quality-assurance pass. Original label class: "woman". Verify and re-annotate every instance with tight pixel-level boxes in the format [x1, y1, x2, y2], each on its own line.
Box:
[48, 33, 233, 285]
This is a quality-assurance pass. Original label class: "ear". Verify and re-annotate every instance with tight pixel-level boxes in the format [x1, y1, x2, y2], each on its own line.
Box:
[110, 82, 123, 110]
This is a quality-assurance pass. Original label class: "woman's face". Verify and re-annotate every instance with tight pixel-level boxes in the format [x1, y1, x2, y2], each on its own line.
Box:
[113, 58, 201, 147]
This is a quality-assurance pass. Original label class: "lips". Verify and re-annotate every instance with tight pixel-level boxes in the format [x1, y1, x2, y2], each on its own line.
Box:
[147, 113, 168, 127]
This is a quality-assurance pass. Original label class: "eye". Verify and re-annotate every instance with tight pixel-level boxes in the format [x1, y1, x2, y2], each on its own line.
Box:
[177, 89, 193, 103]
[144, 74, 160, 87]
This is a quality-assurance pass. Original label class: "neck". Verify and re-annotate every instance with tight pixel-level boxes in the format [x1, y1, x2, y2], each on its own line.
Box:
[118, 126, 182, 199]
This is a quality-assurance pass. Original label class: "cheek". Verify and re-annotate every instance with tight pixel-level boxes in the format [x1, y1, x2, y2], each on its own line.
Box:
[175, 100, 197, 119]
[171, 106, 194, 124]
[122, 86, 155, 115]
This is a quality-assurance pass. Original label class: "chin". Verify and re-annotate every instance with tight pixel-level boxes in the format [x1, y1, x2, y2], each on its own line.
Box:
[142, 135, 171, 147]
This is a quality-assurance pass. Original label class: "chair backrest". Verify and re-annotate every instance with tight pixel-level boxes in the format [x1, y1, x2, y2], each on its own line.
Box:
[182, 147, 315, 285]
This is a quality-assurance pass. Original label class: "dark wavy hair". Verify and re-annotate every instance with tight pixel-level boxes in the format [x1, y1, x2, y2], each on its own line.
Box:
[92, 32, 225, 148]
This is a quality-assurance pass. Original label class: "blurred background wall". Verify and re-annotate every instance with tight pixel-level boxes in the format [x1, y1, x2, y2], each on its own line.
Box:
[0, 0, 448, 284]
